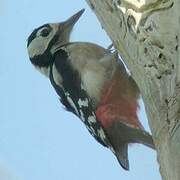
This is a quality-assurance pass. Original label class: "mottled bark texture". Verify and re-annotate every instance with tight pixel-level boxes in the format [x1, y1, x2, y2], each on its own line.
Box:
[85, 0, 180, 179]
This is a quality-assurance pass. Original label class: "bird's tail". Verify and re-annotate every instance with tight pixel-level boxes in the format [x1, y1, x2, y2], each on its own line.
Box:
[114, 143, 130, 170]
[130, 126, 155, 149]
[106, 122, 155, 170]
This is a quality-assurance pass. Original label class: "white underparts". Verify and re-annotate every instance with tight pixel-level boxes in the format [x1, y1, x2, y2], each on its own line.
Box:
[81, 64, 106, 103]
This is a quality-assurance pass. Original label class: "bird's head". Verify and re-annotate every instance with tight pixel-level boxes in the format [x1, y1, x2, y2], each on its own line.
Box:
[27, 9, 84, 75]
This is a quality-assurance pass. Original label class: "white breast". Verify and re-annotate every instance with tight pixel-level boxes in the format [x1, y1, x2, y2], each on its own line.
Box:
[64, 42, 118, 105]
[81, 60, 107, 104]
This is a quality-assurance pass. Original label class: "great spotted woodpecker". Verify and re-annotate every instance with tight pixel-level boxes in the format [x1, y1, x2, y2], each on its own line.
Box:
[27, 9, 155, 170]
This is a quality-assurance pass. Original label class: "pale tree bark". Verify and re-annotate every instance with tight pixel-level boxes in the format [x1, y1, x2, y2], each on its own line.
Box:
[85, 0, 180, 179]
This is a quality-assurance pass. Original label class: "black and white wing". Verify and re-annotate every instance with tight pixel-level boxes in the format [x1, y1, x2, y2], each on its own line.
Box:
[49, 48, 110, 147]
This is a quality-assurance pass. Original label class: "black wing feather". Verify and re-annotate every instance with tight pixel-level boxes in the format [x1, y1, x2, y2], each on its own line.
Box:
[49, 48, 111, 147]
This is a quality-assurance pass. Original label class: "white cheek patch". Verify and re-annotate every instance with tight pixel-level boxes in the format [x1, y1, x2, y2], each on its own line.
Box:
[28, 37, 49, 58]
[27, 28, 57, 59]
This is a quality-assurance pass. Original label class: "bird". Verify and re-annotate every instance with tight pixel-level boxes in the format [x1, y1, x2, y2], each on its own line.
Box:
[27, 9, 155, 170]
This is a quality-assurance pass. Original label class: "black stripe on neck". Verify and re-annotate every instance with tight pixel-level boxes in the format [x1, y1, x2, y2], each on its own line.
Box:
[54, 49, 81, 94]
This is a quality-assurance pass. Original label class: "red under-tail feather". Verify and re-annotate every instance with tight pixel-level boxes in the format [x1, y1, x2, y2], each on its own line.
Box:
[96, 68, 142, 129]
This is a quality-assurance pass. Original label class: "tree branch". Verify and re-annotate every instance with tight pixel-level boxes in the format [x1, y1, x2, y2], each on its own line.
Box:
[85, 0, 180, 179]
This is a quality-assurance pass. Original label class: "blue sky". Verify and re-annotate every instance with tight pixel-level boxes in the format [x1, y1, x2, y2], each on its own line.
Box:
[1, 0, 161, 180]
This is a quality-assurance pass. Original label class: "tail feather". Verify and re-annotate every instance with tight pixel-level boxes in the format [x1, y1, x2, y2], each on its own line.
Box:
[115, 143, 129, 170]
[132, 128, 155, 149]
[106, 121, 155, 170]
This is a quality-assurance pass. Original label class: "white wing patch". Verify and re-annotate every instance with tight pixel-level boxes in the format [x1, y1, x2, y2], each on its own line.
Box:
[87, 115, 96, 124]
[97, 129, 107, 142]
[86, 125, 96, 136]
[65, 92, 79, 115]
[79, 109, 85, 122]
[78, 98, 88, 107]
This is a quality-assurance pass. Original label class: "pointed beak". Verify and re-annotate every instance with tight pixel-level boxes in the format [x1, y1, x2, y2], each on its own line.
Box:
[63, 8, 85, 30]
[50, 9, 85, 53]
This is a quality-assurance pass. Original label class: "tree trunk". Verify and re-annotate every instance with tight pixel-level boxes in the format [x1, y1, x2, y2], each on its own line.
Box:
[85, 0, 180, 179]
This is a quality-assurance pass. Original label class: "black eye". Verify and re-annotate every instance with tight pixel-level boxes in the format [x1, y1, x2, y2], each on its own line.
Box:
[40, 28, 50, 37]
